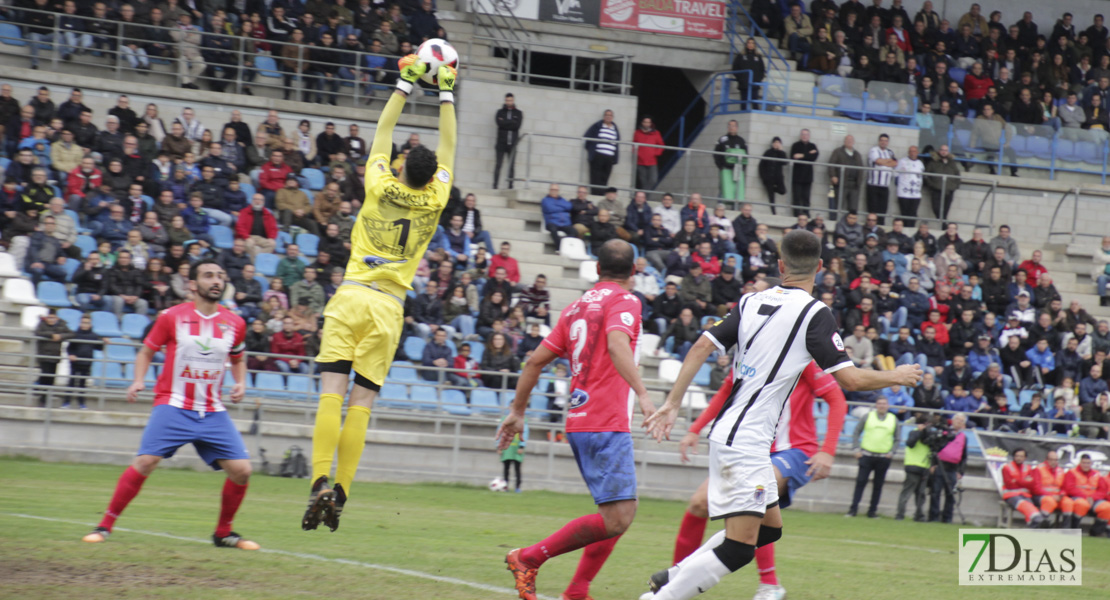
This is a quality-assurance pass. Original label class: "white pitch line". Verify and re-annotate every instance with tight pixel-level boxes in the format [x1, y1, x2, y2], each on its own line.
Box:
[3, 513, 558, 600]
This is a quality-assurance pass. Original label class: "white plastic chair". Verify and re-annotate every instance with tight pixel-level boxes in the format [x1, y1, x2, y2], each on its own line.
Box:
[5, 278, 39, 304]
[560, 237, 591, 260]
[658, 358, 683, 383]
[20, 305, 49, 329]
[640, 333, 661, 356]
[682, 388, 709, 411]
[0, 252, 19, 277]
[578, 260, 599, 283]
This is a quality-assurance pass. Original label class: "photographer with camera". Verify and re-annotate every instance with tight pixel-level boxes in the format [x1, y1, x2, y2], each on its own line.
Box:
[928, 413, 968, 523]
[895, 414, 932, 521]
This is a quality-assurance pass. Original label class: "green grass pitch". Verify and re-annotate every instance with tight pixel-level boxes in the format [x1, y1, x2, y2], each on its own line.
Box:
[1, 457, 1107, 599]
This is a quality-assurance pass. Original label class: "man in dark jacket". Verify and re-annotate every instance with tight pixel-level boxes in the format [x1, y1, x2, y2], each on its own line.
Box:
[233, 263, 264, 321]
[789, 129, 819, 216]
[652, 281, 684, 335]
[104, 250, 148, 317]
[201, 15, 237, 93]
[34, 309, 72, 406]
[420, 327, 453, 382]
[25, 216, 67, 285]
[494, 93, 523, 189]
[732, 37, 766, 109]
[307, 32, 341, 105]
[624, 191, 652, 247]
[65, 313, 100, 408]
[410, 279, 450, 340]
[714, 120, 748, 198]
[584, 110, 620, 194]
[218, 238, 252, 282]
[710, 266, 743, 315]
[73, 252, 110, 311]
[924, 144, 961, 221]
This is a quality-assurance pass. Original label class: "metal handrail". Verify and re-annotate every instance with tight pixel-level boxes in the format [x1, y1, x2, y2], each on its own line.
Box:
[516, 131, 996, 227]
[1046, 187, 1110, 244]
[725, 0, 791, 75]
[465, 33, 633, 95]
[7, 334, 1108, 442]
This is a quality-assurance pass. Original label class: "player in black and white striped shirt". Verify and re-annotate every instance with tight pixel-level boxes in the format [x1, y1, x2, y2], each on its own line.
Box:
[643, 230, 922, 600]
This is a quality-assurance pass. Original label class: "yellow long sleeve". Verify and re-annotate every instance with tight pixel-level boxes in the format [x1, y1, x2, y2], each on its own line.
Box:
[369, 92, 407, 159]
[436, 101, 457, 173]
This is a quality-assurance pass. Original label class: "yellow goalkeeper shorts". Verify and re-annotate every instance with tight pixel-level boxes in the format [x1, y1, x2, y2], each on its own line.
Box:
[317, 283, 404, 387]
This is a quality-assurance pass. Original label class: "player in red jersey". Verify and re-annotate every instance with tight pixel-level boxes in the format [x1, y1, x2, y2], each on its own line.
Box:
[498, 239, 655, 600]
[641, 360, 846, 600]
[82, 260, 259, 550]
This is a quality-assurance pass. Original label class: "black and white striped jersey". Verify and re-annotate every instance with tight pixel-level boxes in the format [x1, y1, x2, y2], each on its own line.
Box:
[703, 285, 853, 449]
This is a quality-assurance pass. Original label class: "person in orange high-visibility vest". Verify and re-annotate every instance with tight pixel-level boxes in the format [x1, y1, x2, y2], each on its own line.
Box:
[1030, 449, 1074, 528]
[1063, 454, 1110, 535]
[1000, 448, 1043, 527]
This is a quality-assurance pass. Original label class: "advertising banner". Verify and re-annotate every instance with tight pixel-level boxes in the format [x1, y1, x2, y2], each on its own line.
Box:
[599, 0, 726, 39]
[539, 0, 600, 25]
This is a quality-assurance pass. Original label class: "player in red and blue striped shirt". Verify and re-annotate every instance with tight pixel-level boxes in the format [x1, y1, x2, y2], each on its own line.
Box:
[82, 260, 259, 551]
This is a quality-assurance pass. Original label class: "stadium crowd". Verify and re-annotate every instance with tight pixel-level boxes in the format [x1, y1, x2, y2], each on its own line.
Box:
[5, 0, 446, 102]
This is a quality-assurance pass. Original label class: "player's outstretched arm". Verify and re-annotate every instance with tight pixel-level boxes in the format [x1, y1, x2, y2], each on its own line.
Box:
[832, 362, 922, 392]
[369, 55, 423, 159]
[497, 344, 558, 451]
[126, 345, 156, 402]
[645, 335, 717, 441]
[435, 65, 457, 172]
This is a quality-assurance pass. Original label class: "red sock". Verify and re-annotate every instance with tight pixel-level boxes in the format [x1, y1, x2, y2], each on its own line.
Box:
[519, 513, 609, 569]
[756, 543, 778, 585]
[98, 466, 148, 532]
[673, 511, 708, 565]
[563, 535, 621, 599]
[215, 479, 249, 538]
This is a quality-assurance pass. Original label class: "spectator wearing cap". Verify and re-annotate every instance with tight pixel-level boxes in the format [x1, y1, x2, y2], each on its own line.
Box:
[968, 333, 1001, 376]
[275, 174, 318, 234]
[1005, 290, 1037, 327]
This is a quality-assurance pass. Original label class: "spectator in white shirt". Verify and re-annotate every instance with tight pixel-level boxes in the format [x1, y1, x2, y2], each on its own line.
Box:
[895, 145, 925, 227]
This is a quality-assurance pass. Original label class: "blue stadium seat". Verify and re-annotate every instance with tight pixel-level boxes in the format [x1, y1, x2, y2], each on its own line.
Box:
[0, 23, 27, 46]
[255, 372, 289, 399]
[254, 275, 270, 293]
[124, 363, 157, 385]
[105, 343, 136, 363]
[410, 385, 439, 410]
[724, 253, 743, 269]
[1055, 139, 1077, 162]
[403, 336, 426, 362]
[470, 389, 503, 415]
[63, 257, 81, 281]
[467, 342, 484, 363]
[121, 313, 150, 339]
[275, 231, 293, 253]
[836, 96, 864, 120]
[965, 429, 981, 455]
[57, 308, 81, 331]
[254, 253, 280, 277]
[296, 233, 319, 256]
[301, 168, 326, 191]
[389, 361, 420, 382]
[239, 182, 256, 199]
[210, 225, 234, 250]
[1077, 141, 1104, 165]
[441, 389, 471, 416]
[949, 67, 967, 85]
[1017, 390, 1035, 408]
[1008, 135, 1028, 155]
[103, 360, 126, 387]
[36, 281, 71, 307]
[378, 383, 413, 409]
[255, 55, 281, 77]
[526, 394, 549, 418]
[75, 235, 97, 256]
[91, 311, 122, 337]
[694, 363, 711, 386]
[286, 374, 316, 400]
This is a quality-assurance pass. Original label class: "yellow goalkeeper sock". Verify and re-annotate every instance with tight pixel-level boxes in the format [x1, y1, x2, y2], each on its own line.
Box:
[311, 393, 344, 483]
[335, 405, 371, 493]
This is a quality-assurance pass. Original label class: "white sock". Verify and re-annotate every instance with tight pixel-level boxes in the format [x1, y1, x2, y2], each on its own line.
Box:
[655, 545, 731, 600]
[675, 529, 727, 573]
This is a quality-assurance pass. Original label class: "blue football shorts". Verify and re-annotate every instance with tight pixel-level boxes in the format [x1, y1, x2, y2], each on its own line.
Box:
[566, 431, 638, 505]
[137, 404, 250, 470]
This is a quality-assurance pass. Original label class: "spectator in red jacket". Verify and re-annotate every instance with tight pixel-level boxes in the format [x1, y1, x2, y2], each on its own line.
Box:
[1017, 249, 1048, 285]
[448, 341, 480, 388]
[488, 240, 521, 285]
[270, 315, 309, 374]
[258, 149, 293, 206]
[66, 156, 102, 213]
[632, 116, 664, 193]
[236, 193, 279, 257]
[963, 62, 993, 110]
[691, 241, 722, 277]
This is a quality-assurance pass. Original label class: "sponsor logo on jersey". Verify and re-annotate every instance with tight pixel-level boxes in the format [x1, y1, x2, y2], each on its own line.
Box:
[568, 389, 590, 409]
[436, 169, 450, 183]
[194, 337, 214, 356]
[832, 332, 845, 351]
[581, 288, 613, 303]
[737, 363, 758, 378]
[363, 254, 409, 268]
[620, 312, 634, 326]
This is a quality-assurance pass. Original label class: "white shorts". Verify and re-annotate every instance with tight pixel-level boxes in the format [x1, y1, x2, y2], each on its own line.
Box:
[708, 440, 779, 519]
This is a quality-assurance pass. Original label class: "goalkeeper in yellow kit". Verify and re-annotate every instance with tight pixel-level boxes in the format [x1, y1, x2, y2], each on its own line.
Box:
[302, 57, 457, 532]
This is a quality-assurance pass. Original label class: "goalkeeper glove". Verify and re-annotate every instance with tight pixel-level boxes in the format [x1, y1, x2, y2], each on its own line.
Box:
[396, 54, 426, 95]
[438, 65, 457, 103]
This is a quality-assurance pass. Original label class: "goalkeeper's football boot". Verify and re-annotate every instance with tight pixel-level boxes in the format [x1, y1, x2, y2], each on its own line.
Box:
[302, 475, 335, 531]
[82, 526, 110, 543]
[322, 483, 346, 532]
[213, 531, 260, 550]
[505, 548, 538, 600]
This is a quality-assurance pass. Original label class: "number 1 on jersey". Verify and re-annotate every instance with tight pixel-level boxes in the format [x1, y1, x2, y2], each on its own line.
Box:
[392, 218, 411, 253]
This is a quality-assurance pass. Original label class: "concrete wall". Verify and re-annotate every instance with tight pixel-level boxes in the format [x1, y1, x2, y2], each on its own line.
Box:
[453, 77, 639, 191]
[659, 111, 920, 212]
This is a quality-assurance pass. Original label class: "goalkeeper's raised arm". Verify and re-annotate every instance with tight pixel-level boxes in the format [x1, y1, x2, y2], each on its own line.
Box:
[369, 57, 457, 172]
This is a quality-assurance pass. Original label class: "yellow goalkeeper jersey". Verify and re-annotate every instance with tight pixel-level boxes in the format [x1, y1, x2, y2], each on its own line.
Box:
[344, 153, 452, 298]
